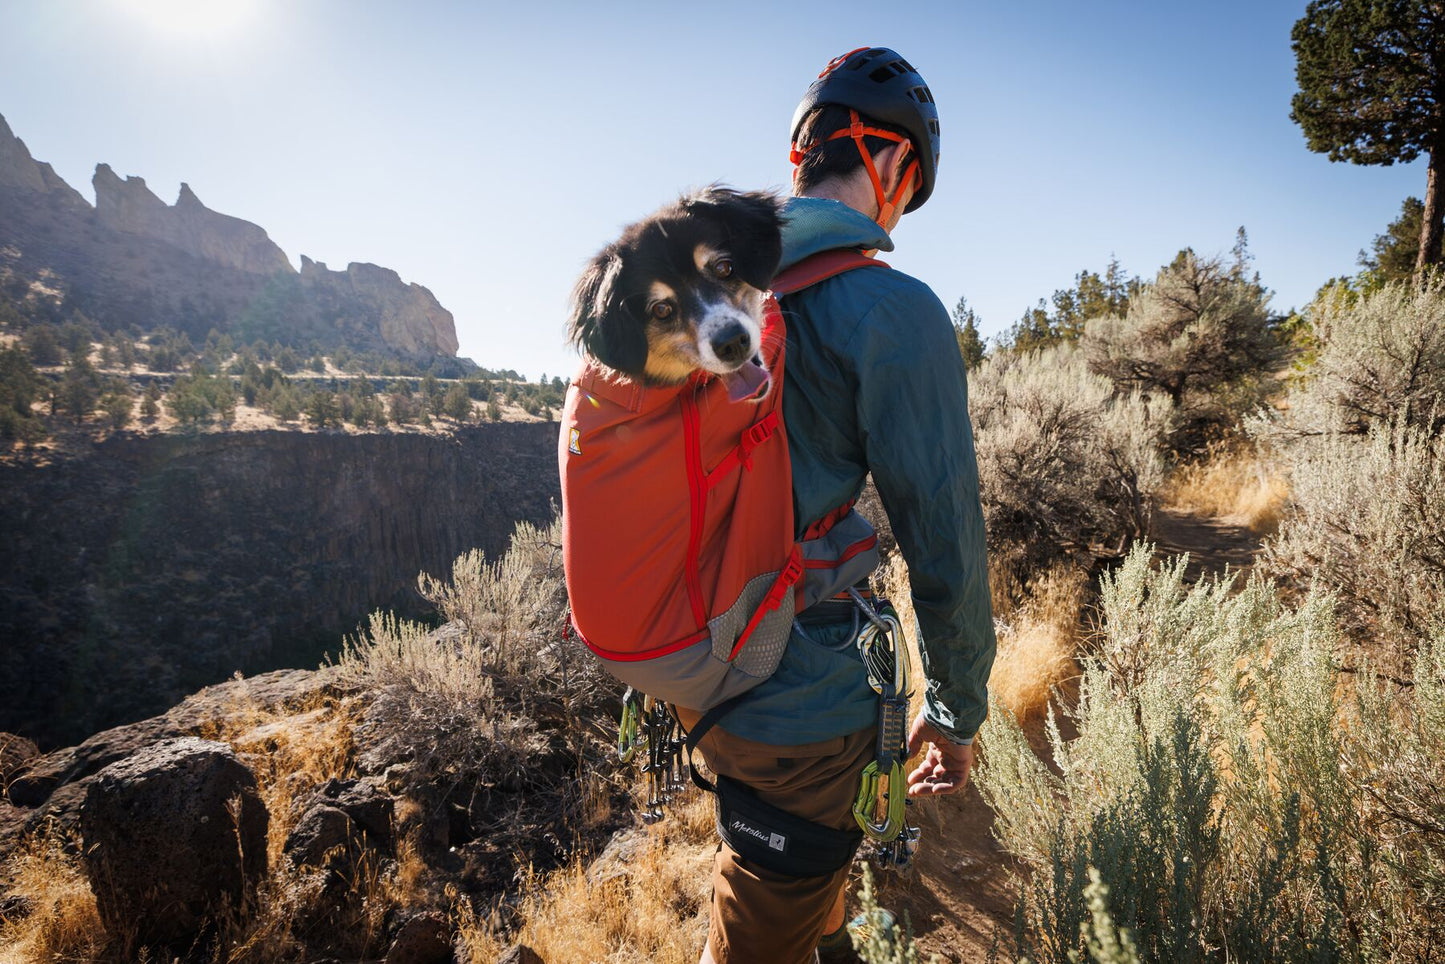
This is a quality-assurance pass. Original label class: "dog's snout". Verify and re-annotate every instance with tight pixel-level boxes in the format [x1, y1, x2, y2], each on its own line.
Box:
[711, 323, 752, 365]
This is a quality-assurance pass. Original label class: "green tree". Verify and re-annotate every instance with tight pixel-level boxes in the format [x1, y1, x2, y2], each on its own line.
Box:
[1001, 259, 1140, 353]
[59, 357, 100, 423]
[1292, 1, 1445, 272]
[99, 387, 134, 431]
[443, 382, 473, 422]
[0, 346, 47, 443]
[1361, 196, 1424, 283]
[952, 296, 986, 370]
[305, 389, 340, 428]
[23, 324, 62, 367]
[141, 383, 161, 421]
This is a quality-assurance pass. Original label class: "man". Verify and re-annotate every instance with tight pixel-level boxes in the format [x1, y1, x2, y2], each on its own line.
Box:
[683, 47, 995, 963]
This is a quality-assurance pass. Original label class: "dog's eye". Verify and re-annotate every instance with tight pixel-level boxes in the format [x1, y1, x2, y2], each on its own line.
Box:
[650, 301, 675, 321]
[710, 259, 734, 280]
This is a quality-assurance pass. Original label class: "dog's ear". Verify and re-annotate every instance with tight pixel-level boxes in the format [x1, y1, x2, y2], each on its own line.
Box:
[683, 187, 784, 291]
[568, 253, 648, 377]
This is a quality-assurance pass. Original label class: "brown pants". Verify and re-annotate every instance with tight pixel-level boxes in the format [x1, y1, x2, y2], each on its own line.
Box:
[678, 708, 876, 964]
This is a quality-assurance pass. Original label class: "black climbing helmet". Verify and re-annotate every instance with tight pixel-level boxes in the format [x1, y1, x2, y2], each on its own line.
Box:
[790, 47, 941, 213]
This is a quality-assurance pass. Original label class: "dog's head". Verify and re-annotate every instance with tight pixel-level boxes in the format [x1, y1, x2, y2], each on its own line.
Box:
[568, 187, 784, 391]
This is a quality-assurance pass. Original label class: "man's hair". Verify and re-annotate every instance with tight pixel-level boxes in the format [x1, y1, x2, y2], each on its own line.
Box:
[793, 104, 915, 195]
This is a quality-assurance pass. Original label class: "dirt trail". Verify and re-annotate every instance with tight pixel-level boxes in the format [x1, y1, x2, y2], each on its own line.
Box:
[878, 508, 1265, 962]
[1149, 507, 1264, 583]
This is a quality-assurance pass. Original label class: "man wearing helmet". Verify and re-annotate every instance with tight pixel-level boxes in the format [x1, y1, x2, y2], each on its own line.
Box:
[686, 48, 995, 963]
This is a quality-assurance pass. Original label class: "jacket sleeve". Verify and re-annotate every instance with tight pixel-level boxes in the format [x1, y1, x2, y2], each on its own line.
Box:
[846, 283, 996, 743]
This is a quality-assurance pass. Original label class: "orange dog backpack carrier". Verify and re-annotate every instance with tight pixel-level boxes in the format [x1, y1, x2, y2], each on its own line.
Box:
[559, 250, 888, 710]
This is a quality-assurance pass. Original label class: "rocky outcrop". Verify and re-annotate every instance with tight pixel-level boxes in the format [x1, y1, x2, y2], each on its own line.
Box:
[0, 423, 559, 748]
[285, 777, 395, 870]
[0, 112, 460, 358]
[92, 164, 292, 276]
[301, 257, 460, 356]
[81, 737, 268, 948]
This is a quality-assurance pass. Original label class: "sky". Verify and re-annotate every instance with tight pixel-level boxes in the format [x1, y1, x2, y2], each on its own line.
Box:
[0, 0, 1428, 379]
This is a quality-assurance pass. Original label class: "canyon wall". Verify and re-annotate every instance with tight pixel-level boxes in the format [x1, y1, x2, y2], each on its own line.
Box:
[0, 423, 559, 748]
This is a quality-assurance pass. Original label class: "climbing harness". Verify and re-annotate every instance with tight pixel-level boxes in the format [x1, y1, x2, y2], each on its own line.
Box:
[617, 687, 688, 821]
[847, 588, 921, 872]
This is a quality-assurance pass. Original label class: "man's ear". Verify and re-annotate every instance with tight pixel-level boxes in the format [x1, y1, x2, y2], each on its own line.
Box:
[880, 140, 919, 196]
[682, 187, 784, 290]
[567, 254, 648, 376]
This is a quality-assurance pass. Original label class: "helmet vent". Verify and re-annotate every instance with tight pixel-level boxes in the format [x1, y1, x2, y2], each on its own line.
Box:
[928, 119, 941, 135]
[908, 86, 935, 104]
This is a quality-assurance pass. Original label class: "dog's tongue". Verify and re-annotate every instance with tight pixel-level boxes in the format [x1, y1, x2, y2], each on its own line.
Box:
[723, 357, 770, 402]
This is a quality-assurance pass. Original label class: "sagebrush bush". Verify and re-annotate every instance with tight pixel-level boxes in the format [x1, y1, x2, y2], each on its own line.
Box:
[971, 344, 1171, 589]
[976, 545, 1445, 963]
[1081, 250, 1280, 453]
[1275, 278, 1445, 436]
[1264, 415, 1445, 658]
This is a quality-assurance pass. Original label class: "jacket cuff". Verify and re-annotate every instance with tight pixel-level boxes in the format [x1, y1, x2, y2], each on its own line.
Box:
[923, 693, 977, 745]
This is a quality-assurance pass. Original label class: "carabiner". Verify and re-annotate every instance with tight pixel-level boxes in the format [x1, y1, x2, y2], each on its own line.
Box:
[618, 687, 645, 763]
[852, 758, 908, 841]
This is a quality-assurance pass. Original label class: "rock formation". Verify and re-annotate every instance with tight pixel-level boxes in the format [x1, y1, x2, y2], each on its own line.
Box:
[92, 164, 293, 276]
[0, 111, 460, 359]
[81, 737, 268, 948]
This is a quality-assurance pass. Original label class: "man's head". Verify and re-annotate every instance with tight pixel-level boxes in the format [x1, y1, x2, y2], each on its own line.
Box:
[789, 47, 940, 227]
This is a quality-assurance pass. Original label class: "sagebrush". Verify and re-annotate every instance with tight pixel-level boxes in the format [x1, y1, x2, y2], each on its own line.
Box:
[976, 545, 1445, 963]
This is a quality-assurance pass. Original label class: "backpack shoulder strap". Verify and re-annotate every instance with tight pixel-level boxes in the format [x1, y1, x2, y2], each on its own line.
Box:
[771, 248, 889, 296]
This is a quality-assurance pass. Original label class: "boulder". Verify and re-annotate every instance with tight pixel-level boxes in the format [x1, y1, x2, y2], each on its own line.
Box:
[9, 668, 342, 810]
[284, 777, 394, 870]
[383, 910, 452, 964]
[498, 944, 544, 964]
[81, 737, 268, 948]
[0, 732, 39, 786]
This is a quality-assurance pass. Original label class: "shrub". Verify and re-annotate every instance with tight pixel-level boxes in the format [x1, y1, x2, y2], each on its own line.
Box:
[442, 382, 473, 422]
[970, 343, 1172, 590]
[334, 518, 622, 889]
[1264, 416, 1445, 659]
[1081, 250, 1280, 452]
[976, 546, 1445, 963]
[1272, 279, 1445, 437]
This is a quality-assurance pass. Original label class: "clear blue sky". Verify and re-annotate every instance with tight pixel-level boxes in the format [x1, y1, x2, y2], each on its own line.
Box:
[0, 0, 1426, 378]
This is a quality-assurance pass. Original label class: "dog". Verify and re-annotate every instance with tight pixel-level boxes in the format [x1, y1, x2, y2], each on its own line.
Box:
[568, 187, 784, 399]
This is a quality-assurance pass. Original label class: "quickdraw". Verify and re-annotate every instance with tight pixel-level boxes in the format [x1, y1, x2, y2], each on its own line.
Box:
[616, 687, 688, 821]
[848, 588, 921, 872]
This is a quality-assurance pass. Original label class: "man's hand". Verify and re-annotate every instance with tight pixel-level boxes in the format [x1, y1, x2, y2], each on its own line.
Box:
[905, 710, 974, 797]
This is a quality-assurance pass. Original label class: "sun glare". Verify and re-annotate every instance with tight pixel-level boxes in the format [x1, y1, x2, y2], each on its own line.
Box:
[116, 0, 259, 41]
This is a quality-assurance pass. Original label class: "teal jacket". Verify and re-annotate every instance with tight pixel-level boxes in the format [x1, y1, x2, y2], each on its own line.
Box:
[720, 196, 996, 746]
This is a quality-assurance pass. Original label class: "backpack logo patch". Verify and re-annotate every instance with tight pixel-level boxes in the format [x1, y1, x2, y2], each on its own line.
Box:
[568, 428, 582, 455]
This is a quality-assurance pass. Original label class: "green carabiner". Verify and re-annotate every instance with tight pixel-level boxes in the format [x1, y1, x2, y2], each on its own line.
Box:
[618, 688, 645, 763]
[852, 758, 908, 841]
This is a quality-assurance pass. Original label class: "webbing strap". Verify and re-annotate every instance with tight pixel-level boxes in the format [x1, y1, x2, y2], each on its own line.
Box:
[789, 109, 920, 228]
[726, 546, 804, 661]
[704, 410, 782, 487]
[684, 695, 744, 794]
[772, 250, 888, 296]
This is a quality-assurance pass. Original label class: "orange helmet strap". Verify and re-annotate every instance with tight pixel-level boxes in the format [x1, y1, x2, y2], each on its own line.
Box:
[790, 109, 917, 228]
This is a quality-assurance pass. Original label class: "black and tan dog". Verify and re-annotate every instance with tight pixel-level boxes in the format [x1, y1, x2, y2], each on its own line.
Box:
[568, 187, 783, 398]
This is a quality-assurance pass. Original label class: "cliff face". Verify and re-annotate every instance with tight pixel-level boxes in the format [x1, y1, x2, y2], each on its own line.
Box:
[0, 423, 560, 748]
[0, 112, 459, 359]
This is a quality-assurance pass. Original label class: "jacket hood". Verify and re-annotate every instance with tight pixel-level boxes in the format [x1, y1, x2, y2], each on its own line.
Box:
[777, 196, 894, 271]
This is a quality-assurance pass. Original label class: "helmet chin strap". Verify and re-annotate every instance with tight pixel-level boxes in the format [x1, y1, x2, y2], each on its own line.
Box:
[791, 109, 920, 228]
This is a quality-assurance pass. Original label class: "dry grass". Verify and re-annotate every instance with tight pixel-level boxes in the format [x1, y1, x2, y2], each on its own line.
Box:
[990, 565, 1087, 723]
[881, 553, 1084, 725]
[0, 834, 106, 964]
[455, 793, 715, 964]
[1162, 445, 1287, 534]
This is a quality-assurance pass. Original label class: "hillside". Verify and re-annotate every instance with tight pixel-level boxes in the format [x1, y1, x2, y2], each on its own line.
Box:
[0, 112, 458, 362]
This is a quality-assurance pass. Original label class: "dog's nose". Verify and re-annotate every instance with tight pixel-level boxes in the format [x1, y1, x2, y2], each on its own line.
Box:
[711, 324, 752, 365]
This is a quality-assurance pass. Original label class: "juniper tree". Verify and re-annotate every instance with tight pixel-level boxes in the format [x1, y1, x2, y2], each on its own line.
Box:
[952, 296, 986, 370]
[1292, 0, 1445, 272]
